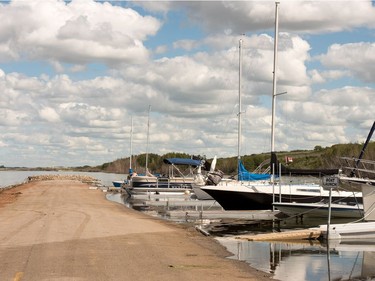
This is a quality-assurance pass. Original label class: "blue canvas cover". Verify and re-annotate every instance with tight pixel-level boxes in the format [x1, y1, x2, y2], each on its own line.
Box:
[238, 160, 271, 181]
[163, 158, 203, 167]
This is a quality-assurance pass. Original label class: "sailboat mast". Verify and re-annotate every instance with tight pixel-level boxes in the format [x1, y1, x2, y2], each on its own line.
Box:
[129, 116, 133, 173]
[145, 105, 151, 173]
[271, 2, 279, 153]
[238, 38, 243, 173]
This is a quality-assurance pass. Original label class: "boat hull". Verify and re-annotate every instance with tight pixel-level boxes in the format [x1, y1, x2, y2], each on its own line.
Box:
[200, 181, 362, 210]
[112, 181, 124, 188]
[273, 202, 363, 218]
[192, 186, 214, 200]
[126, 176, 194, 195]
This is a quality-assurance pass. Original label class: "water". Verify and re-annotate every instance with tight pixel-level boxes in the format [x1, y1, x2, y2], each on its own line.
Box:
[216, 237, 375, 281]
[0, 170, 126, 188]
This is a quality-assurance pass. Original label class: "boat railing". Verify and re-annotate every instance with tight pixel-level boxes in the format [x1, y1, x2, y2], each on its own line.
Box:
[252, 159, 271, 174]
[339, 157, 375, 179]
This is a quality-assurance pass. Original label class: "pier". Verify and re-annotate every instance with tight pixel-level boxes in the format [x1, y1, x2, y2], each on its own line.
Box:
[236, 229, 322, 241]
[0, 179, 271, 281]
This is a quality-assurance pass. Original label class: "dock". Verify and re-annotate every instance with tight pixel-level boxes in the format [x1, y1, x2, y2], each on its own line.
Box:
[165, 209, 279, 221]
[127, 194, 280, 222]
[236, 228, 322, 241]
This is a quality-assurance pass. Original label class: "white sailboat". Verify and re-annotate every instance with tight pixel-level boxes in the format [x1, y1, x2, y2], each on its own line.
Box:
[112, 116, 134, 188]
[197, 2, 362, 210]
[124, 107, 205, 196]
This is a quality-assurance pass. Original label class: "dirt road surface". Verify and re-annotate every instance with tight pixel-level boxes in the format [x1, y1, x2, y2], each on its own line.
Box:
[0, 180, 272, 281]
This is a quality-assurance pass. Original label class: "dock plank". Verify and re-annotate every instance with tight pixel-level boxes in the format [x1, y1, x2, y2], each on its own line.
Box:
[236, 228, 322, 241]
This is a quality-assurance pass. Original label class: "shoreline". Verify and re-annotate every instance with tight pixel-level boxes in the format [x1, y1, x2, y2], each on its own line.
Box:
[0, 179, 274, 280]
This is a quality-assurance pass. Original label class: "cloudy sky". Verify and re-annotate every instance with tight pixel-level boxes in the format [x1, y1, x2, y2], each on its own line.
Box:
[0, 0, 374, 167]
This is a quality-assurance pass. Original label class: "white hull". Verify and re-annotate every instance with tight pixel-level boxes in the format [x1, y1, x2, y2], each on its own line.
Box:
[199, 179, 362, 210]
[125, 187, 193, 196]
[319, 222, 375, 240]
[125, 175, 194, 196]
[273, 202, 363, 219]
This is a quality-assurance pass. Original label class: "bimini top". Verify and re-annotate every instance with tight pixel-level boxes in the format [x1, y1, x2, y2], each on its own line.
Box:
[238, 160, 271, 181]
[163, 158, 203, 167]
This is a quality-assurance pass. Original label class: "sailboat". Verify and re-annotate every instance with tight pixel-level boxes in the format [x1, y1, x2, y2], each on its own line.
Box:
[193, 37, 271, 200]
[196, 2, 362, 210]
[273, 121, 374, 218]
[112, 117, 134, 188]
[123, 106, 158, 193]
[124, 107, 206, 195]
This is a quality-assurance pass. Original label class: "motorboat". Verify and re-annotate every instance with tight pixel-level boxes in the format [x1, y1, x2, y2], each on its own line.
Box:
[273, 201, 363, 219]
[124, 157, 205, 195]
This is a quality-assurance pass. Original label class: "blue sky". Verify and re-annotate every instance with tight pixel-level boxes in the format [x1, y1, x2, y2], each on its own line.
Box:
[0, 0, 374, 167]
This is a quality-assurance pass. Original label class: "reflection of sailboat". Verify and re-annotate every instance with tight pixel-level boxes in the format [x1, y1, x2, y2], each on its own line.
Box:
[217, 237, 375, 281]
[197, 2, 361, 210]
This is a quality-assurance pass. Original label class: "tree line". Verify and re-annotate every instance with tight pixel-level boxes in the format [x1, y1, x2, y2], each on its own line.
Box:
[87, 142, 374, 177]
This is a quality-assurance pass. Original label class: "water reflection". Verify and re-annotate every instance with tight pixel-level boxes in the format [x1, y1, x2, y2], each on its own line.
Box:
[216, 237, 375, 281]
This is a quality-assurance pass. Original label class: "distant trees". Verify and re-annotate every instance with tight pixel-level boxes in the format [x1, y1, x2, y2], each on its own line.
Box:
[88, 141, 375, 175]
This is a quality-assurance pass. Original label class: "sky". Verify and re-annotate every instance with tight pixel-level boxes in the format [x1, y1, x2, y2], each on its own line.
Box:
[0, 0, 374, 168]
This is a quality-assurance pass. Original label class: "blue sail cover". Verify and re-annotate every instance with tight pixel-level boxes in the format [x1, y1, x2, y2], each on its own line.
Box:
[163, 158, 202, 167]
[238, 160, 271, 181]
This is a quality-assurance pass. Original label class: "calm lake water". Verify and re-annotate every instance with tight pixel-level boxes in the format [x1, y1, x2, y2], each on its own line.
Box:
[0, 170, 126, 188]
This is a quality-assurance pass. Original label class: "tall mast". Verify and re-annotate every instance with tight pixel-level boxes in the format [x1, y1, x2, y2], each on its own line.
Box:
[271, 2, 279, 153]
[129, 116, 133, 173]
[145, 105, 151, 173]
[238, 38, 243, 174]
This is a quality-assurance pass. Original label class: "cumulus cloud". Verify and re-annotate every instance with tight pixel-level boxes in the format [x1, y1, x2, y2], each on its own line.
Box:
[174, 1, 375, 34]
[0, 0, 161, 66]
[318, 42, 375, 83]
[39, 107, 60, 123]
[0, 1, 374, 167]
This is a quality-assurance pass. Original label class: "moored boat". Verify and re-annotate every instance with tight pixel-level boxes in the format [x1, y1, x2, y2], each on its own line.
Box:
[273, 201, 363, 219]
[124, 157, 205, 196]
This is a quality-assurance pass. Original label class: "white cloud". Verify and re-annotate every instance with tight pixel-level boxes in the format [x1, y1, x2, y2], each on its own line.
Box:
[176, 1, 375, 34]
[0, 1, 374, 167]
[154, 45, 168, 54]
[0, 0, 161, 65]
[319, 42, 375, 83]
[173, 39, 199, 51]
[39, 107, 60, 123]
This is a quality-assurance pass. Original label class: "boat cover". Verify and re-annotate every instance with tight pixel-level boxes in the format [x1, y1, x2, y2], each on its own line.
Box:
[238, 160, 271, 181]
[163, 158, 203, 167]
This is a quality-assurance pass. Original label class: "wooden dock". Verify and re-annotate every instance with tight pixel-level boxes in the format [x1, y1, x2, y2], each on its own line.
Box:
[165, 209, 279, 221]
[236, 228, 322, 241]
